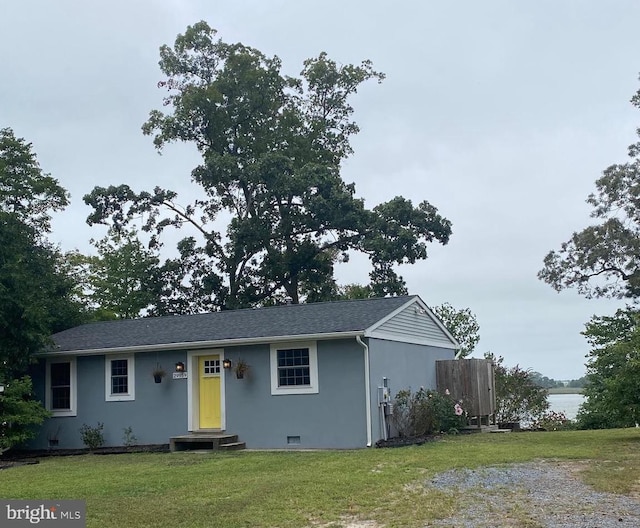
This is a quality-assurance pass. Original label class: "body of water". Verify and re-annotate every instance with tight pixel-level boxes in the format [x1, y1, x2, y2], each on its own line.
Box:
[547, 393, 585, 420]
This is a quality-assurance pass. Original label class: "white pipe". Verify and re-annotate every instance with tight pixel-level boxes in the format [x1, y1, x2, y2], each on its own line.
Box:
[356, 335, 372, 447]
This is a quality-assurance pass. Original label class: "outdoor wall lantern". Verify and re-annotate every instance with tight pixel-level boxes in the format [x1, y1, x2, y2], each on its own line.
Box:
[222, 359, 232, 370]
[175, 362, 185, 373]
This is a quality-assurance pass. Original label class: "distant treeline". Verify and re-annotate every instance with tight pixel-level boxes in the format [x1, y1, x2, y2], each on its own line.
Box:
[530, 372, 587, 389]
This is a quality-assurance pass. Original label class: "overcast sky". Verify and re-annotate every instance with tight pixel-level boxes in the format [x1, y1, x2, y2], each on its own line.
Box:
[2, 1, 639, 379]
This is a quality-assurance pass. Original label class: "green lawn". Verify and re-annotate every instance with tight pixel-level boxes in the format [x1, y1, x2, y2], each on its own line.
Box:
[1, 429, 639, 528]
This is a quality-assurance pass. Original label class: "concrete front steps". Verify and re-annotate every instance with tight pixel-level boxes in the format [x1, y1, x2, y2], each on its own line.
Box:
[170, 433, 246, 452]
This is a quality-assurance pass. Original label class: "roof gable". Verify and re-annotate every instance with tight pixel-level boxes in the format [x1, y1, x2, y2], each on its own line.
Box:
[366, 297, 459, 349]
[46, 296, 420, 354]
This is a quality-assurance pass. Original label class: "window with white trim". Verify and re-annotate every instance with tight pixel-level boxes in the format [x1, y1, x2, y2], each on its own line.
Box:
[46, 358, 77, 417]
[270, 342, 318, 395]
[105, 355, 135, 401]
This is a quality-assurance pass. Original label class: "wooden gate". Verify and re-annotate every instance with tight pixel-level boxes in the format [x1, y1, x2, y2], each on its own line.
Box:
[436, 358, 496, 427]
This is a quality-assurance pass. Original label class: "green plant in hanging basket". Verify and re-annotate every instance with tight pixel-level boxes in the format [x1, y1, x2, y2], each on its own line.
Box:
[234, 359, 249, 379]
[152, 366, 166, 383]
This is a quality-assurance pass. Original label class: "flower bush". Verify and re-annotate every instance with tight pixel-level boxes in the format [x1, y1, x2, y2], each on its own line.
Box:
[391, 387, 467, 437]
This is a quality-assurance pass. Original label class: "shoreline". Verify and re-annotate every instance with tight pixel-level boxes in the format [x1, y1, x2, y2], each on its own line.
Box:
[547, 387, 584, 395]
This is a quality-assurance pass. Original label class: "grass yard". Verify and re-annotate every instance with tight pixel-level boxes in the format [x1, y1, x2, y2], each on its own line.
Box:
[1, 429, 639, 528]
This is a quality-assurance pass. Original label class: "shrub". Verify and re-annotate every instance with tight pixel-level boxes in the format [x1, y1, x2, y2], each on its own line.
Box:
[487, 353, 549, 424]
[0, 376, 51, 453]
[122, 426, 137, 447]
[391, 388, 466, 437]
[79, 422, 104, 450]
[531, 410, 576, 431]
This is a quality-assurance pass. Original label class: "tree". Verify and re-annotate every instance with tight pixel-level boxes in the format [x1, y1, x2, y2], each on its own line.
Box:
[0, 212, 85, 377]
[538, 76, 640, 429]
[432, 303, 480, 358]
[538, 77, 640, 299]
[336, 283, 376, 300]
[85, 22, 452, 310]
[485, 353, 549, 424]
[529, 372, 564, 389]
[1, 128, 84, 451]
[0, 128, 69, 232]
[576, 308, 640, 429]
[568, 376, 588, 388]
[69, 230, 163, 319]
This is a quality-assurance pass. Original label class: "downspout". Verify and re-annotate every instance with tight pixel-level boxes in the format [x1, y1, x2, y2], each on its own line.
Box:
[356, 335, 372, 447]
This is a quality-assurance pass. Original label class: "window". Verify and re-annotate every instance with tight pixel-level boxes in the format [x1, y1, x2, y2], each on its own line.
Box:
[46, 358, 77, 417]
[203, 358, 220, 375]
[270, 342, 318, 395]
[277, 348, 311, 386]
[105, 355, 135, 401]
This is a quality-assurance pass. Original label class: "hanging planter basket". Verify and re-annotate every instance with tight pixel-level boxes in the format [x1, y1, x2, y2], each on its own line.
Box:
[234, 359, 249, 380]
[152, 365, 166, 384]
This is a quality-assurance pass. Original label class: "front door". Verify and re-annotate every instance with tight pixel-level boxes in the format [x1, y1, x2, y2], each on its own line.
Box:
[199, 355, 221, 429]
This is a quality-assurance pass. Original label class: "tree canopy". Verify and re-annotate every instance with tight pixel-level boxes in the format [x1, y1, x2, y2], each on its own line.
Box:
[538, 77, 640, 299]
[1, 128, 84, 451]
[538, 74, 640, 430]
[576, 308, 640, 429]
[84, 21, 452, 311]
[0, 213, 83, 375]
[0, 129, 83, 377]
[0, 128, 69, 232]
[67, 230, 163, 319]
[432, 303, 480, 358]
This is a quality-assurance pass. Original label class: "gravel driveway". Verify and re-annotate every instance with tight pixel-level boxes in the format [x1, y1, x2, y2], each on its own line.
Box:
[427, 460, 640, 527]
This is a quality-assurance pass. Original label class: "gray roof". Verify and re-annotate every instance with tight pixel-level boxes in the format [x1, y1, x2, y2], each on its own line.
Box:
[48, 296, 417, 353]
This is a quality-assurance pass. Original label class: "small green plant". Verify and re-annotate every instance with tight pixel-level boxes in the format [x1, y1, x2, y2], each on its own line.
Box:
[79, 422, 105, 450]
[122, 426, 138, 447]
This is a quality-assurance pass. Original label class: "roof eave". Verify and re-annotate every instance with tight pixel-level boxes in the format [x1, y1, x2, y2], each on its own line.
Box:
[35, 330, 366, 357]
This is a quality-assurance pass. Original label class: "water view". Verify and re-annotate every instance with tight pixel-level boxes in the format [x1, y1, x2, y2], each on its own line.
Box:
[547, 393, 585, 420]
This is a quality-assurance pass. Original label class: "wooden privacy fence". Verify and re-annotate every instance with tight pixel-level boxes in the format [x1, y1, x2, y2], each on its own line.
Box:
[436, 358, 496, 427]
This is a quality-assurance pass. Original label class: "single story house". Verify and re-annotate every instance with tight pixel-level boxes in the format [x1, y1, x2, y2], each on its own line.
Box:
[28, 295, 458, 450]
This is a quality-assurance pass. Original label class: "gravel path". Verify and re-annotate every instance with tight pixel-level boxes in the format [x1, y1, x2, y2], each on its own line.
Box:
[426, 460, 640, 527]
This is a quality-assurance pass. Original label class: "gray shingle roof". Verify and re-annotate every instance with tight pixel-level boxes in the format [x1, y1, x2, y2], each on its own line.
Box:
[49, 296, 416, 353]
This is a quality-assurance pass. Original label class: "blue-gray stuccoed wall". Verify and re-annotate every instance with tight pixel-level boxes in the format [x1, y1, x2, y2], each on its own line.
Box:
[367, 338, 455, 441]
[28, 351, 189, 450]
[224, 339, 367, 449]
[27, 337, 451, 450]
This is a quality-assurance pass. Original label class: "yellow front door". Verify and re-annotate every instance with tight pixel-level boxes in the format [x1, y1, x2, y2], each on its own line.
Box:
[199, 355, 221, 429]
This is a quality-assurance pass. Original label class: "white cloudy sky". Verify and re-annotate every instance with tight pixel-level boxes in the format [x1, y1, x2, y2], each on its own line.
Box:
[2, 1, 639, 379]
